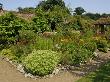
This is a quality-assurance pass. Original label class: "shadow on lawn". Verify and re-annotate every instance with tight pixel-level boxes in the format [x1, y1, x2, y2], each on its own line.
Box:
[87, 61, 110, 82]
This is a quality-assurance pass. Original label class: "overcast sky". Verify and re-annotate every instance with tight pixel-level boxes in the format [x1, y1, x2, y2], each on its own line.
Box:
[0, 0, 110, 14]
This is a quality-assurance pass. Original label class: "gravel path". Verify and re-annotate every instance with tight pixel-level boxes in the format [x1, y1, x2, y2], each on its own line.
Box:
[0, 58, 80, 82]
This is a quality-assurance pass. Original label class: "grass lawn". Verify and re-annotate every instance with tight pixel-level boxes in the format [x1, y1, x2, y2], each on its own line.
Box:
[77, 61, 110, 82]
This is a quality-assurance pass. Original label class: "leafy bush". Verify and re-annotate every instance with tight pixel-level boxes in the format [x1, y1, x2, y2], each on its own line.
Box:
[61, 43, 92, 65]
[22, 50, 60, 76]
[9, 43, 35, 63]
[83, 41, 97, 52]
[17, 30, 37, 45]
[53, 30, 96, 65]
[96, 39, 108, 53]
[32, 8, 50, 32]
[32, 16, 50, 32]
[105, 29, 110, 40]
[53, 30, 81, 51]
[7, 30, 37, 62]
[0, 12, 29, 46]
[0, 49, 15, 60]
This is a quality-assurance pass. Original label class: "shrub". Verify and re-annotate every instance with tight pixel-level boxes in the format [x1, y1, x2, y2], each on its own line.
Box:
[22, 50, 60, 76]
[17, 30, 37, 45]
[96, 39, 108, 53]
[32, 9, 50, 32]
[0, 49, 15, 60]
[105, 29, 110, 40]
[9, 43, 35, 63]
[52, 30, 81, 51]
[0, 12, 29, 46]
[61, 43, 92, 65]
[83, 40, 97, 52]
[53, 30, 96, 65]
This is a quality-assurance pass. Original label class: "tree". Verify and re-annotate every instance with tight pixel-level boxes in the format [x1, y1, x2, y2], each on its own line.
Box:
[18, 7, 35, 13]
[18, 7, 23, 13]
[0, 3, 3, 11]
[101, 13, 110, 18]
[37, 0, 68, 12]
[74, 7, 85, 15]
[84, 13, 101, 20]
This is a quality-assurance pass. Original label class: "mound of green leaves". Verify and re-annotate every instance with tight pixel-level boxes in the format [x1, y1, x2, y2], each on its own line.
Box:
[22, 50, 60, 76]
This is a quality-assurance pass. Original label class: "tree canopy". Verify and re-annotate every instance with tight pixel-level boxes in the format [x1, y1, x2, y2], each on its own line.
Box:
[36, 0, 70, 14]
[74, 7, 85, 15]
[18, 7, 35, 14]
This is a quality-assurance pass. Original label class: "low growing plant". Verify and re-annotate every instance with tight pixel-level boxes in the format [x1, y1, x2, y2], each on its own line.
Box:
[22, 50, 60, 76]
[96, 39, 108, 53]
[61, 42, 93, 65]
[35, 36, 54, 50]
[0, 49, 15, 60]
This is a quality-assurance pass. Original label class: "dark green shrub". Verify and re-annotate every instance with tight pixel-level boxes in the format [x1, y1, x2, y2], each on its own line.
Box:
[61, 43, 92, 65]
[32, 9, 50, 32]
[0, 12, 29, 46]
[7, 30, 37, 62]
[22, 50, 60, 76]
[83, 40, 97, 52]
[17, 30, 37, 45]
[97, 39, 108, 53]
[9, 43, 35, 62]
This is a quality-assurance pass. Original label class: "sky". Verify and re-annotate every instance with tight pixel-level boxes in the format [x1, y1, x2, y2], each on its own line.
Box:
[0, 0, 110, 14]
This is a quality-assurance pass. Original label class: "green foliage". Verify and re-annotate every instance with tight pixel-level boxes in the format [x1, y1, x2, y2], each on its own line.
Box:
[32, 16, 50, 32]
[18, 7, 35, 14]
[74, 7, 85, 15]
[61, 43, 92, 65]
[1, 1, 110, 73]
[105, 29, 110, 40]
[84, 13, 110, 20]
[32, 8, 50, 32]
[83, 41, 97, 52]
[96, 39, 108, 53]
[81, 30, 97, 52]
[18, 30, 36, 44]
[37, 0, 69, 13]
[33, 5, 70, 32]
[81, 30, 94, 39]
[54, 30, 96, 65]
[84, 13, 101, 20]
[0, 12, 17, 26]
[62, 15, 94, 32]
[107, 42, 110, 49]
[35, 35, 54, 50]
[22, 50, 60, 76]
[0, 49, 15, 60]
[0, 12, 29, 46]
[48, 5, 70, 22]
[8, 30, 37, 62]
[9, 44, 35, 62]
